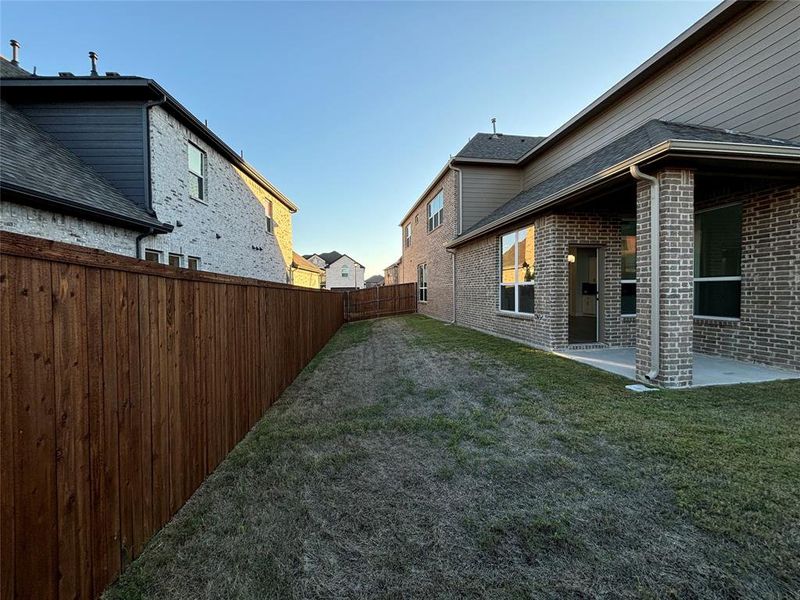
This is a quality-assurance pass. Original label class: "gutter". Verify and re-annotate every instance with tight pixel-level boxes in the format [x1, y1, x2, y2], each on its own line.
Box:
[446, 247, 456, 323]
[629, 165, 660, 383]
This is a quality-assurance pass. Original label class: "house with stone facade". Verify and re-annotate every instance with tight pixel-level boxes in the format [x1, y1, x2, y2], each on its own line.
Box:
[303, 251, 366, 290]
[0, 53, 297, 283]
[398, 0, 800, 387]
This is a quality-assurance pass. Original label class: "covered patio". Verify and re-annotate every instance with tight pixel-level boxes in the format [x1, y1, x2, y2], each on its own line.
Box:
[554, 347, 800, 388]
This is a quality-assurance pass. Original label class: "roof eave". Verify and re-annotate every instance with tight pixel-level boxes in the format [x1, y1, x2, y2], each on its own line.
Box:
[447, 140, 800, 248]
[0, 182, 174, 233]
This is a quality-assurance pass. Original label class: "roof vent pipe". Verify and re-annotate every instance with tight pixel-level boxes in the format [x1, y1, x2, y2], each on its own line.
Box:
[491, 117, 498, 139]
[629, 165, 659, 383]
[9, 39, 20, 65]
[89, 51, 99, 76]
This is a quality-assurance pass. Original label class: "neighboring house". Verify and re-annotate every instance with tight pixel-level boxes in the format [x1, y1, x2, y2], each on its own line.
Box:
[0, 51, 297, 283]
[398, 0, 800, 387]
[303, 251, 366, 290]
[365, 275, 384, 288]
[290, 252, 324, 289]
[384, 258, 401, 285]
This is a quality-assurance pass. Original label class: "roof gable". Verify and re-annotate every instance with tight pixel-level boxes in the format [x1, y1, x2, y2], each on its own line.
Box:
[456, 133, 545, 161]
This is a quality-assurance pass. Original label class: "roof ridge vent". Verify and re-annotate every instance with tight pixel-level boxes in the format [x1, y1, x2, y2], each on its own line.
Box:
[58, 72, 75, 78]
[105, 71, 120, 77]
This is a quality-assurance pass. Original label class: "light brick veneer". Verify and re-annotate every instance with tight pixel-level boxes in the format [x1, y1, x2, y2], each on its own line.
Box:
[635, 169, 695, 388]
[693, 183, 800, 371]
[400, 170, 458, 321]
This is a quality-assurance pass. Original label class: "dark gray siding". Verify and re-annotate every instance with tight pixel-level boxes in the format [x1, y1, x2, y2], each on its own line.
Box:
[523, 1, 800, 189]
[16, 101, 149, 209]
[460, 166, 522, 232]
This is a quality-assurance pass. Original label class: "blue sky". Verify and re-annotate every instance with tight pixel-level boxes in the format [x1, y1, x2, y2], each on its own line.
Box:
[2, 1, 716, 277]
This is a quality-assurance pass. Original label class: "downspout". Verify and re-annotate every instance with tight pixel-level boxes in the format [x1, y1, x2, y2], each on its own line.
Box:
[448, 161, 462, 323]
[135, 228, 155, 259]
[629, 165, 659, 382]
[135, 95, 170, 260]
[446, 248, 456, 323]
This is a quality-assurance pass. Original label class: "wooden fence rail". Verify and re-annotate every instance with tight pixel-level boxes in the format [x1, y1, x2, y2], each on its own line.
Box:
[0, 232, 344, 600]
[343, 283, 417, 321]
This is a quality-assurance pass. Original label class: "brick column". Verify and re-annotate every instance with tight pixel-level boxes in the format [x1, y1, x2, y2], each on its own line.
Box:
[635, 169, 694, 387]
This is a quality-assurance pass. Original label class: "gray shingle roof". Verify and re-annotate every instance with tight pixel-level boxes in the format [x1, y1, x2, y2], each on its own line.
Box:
[456, 133, 545, 161]
[461, 120, 800, 237]
[365, 275, 384, 284]
[0, 57, 30, 78]
[0, 99, 167, 230]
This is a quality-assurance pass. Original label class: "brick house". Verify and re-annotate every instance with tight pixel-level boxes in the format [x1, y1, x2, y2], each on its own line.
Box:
[383, 258, 401, 285]
[0, 51, 297, 283]
[398, 0, 800, 387]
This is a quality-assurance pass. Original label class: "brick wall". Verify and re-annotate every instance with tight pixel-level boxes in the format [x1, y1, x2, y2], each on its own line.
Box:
[147, 106, 292, 282]
[693, 183, 800, 371]
[0, 201, 138, 256]
[399, 169, 458, 321]
[454, 206, 637, 351]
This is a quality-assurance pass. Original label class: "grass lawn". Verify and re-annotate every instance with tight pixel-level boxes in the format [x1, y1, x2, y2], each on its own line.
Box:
[106, 315, 800, 599]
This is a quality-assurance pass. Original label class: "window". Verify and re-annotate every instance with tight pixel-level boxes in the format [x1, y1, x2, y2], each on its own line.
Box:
[168, 253, 182, 268]
[694, 203, 742, 318]
[417, 263, 428, 302]
[265, 200, 273, 234]
[144, 249, 162, 263]
[499, 226, 535, 314]
[188, 142, 206, 201]
[405, 223, 412, 247]
[187, 256, 201, 271]
[621, 220, 636, 316]
[427, 190, 444, 232]
[341, 264, 350, 278]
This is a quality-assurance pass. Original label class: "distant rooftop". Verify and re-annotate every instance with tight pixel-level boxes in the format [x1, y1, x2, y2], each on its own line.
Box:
[455, 133, 546, 162]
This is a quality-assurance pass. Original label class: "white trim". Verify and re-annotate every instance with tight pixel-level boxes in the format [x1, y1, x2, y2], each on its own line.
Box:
[620, 279, 636, 284]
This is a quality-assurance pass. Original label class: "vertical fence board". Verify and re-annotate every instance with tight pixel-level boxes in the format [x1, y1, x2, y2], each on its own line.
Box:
[52, 263, 93, 600]
[1, 255, 16, 600]
[9, 257, 58, 600]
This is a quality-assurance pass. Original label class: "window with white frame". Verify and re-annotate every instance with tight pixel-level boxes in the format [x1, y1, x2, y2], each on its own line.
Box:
[144, 249, 162, 263]
[694, 203, 742, 319]
[620, 220, 636, 316]
[405, 223, 412, 247]
[187, 143, 206, 201]
[187, 256, 201, 271]
[341, 264, 350, 278]
[168, 253, 182, 268]
[499, 226, 535, 314]
[265, 200, 274, 234]
[427, 190, 444, 232]
[417, 263, 428, 302]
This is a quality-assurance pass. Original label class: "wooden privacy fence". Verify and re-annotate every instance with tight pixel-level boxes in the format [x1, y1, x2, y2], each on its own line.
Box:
[343, 283, 417, 321]
[0, 232, 344, 600]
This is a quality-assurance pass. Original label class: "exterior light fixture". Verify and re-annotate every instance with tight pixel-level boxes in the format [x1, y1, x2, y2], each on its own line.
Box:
[567, 254, 576, 263]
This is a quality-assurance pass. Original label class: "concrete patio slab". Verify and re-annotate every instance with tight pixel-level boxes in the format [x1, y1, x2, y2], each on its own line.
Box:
[554, 347, 800, 387]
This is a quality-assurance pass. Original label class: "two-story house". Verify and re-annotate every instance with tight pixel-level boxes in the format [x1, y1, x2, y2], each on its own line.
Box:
[398, 131, 545, 321]
[303, 251, 365, 290]
[0, 50, 297, 283]
[399, 0, 800, 387]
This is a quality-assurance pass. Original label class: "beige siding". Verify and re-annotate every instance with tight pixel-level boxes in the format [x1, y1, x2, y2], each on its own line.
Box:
[460, 166, 523, 231]
[523, 1, 800, 189]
